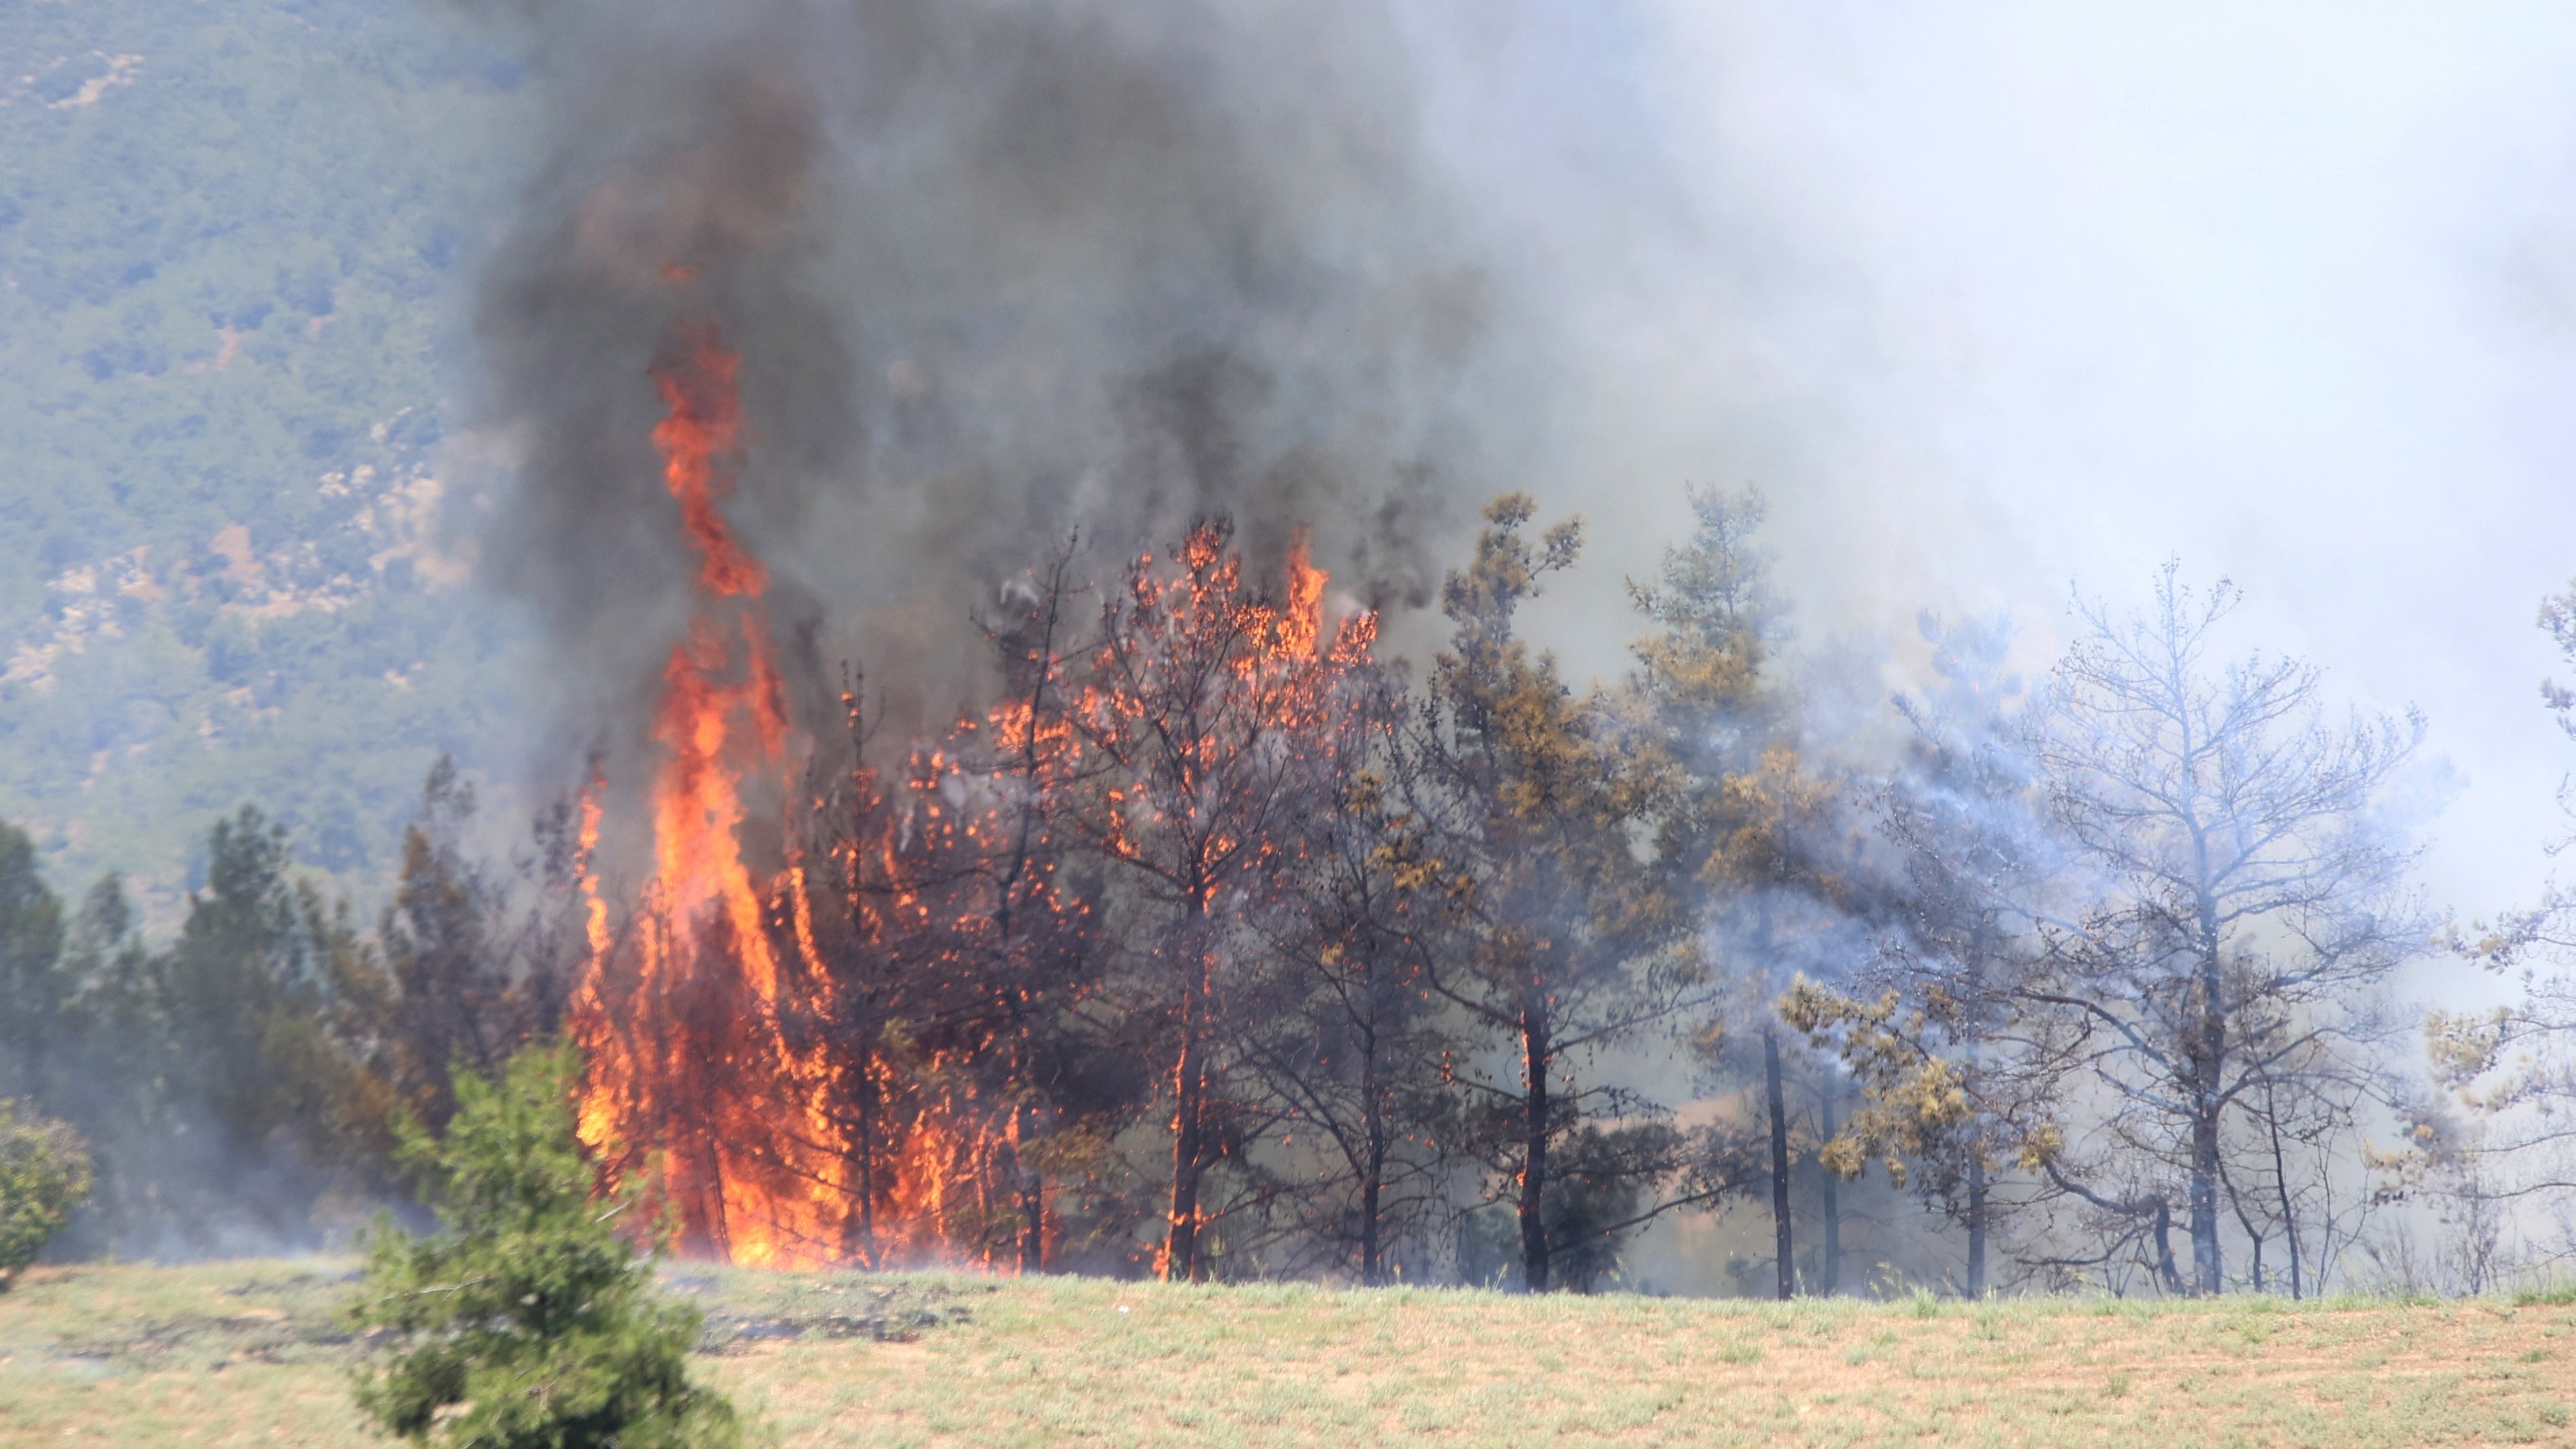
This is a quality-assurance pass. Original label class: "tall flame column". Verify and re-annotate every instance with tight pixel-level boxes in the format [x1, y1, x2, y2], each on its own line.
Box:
[569, 320, 850, 1267]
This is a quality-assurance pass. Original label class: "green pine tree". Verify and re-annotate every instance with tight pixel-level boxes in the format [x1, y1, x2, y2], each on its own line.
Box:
[348, 1042, 742, 1448]
[0, 1100, 92, 1290]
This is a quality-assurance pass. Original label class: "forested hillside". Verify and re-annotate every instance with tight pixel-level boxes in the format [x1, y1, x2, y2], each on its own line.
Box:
[0, 0, 522, 914]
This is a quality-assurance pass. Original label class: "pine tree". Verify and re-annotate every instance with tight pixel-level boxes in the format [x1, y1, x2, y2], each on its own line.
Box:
[1410, 494, 1701, 1292]
[1062, 520, 1361, 1281]
[350, 1042, 742, 1449]
[0, 1100, 91, 1289]
[1627, 488, 1851, 1299]
[0, 822, 67, 1103]
[1782, 612, 2056, 1297]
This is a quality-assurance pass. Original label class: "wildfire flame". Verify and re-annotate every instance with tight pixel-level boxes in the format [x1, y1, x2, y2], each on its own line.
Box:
[1283, 531, 1328, 660]
[569, 324, 1375, 1272]
[569, 319, 847, 1268]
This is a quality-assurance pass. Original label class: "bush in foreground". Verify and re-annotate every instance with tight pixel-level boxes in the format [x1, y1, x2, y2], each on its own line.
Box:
[0, 1101, 93, 1289]
[348, 1043, 741, 1448]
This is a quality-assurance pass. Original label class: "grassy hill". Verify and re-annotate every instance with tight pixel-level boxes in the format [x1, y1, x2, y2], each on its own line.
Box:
[1, 1261, 2569, 1447]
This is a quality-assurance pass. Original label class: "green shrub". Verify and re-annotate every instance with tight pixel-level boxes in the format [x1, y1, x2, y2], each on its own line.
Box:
[0, 1101, 93, 1288]
[348, 1044, 742, 1448]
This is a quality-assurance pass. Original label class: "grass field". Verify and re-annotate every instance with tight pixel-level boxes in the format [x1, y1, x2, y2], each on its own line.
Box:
[0, 1261, 2570, 1447]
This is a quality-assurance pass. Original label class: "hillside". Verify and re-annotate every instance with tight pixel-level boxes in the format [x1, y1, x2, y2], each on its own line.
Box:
[0, 0, 524, 913]
[1, 1261, 2569, 1446]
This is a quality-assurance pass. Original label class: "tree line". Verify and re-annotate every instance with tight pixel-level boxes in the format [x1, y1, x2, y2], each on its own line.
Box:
[13, 486, 2567, 1296]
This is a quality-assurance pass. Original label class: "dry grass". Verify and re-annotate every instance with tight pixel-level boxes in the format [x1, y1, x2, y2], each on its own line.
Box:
[2, 1260, 2571, 1446]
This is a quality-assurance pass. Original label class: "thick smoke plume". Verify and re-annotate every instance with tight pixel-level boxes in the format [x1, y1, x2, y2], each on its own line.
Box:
[465, 0, 1533, 759]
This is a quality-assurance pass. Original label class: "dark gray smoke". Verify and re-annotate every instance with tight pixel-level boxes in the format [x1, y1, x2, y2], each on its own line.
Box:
[461, 0, 1545, 749]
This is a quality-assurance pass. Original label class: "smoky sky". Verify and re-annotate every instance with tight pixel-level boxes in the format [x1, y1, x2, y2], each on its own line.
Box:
[1589, 3, 2576, 939]
[462, 0, 1560, 756]
[452, 0, 2576, 954]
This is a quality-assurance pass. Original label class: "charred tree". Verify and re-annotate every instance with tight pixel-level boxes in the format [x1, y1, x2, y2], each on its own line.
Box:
[1239, 672, 1458, 1285]
[2022, 565, 2422, 1294]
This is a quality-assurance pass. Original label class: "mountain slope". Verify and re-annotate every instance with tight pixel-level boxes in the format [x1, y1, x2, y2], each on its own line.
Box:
[0, 0, 526, 908]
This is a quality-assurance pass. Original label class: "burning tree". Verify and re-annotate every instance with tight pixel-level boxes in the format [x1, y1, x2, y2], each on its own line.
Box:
[569, 322, 1124, 1276]
[1054, 521, 1378, 1282]
[1234, 622, 1459, 1284]
[779, 636, 1117, 1273]
[555, 296, 1414, 1280]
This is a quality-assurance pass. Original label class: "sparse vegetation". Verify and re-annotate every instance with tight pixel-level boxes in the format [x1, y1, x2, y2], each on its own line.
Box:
[3, 1263, 2575, 1446]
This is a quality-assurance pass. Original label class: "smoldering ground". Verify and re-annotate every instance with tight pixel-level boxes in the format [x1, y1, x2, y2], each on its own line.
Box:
[452, 0, 1582, 771]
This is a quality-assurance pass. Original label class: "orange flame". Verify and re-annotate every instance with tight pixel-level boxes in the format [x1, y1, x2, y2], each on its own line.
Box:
[569, 320, 847, 1269]
[569, 347, 1380, 1272]
[1283, 529, 1326, 660]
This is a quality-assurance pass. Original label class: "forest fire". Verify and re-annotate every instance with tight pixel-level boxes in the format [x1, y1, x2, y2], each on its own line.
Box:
[5, 0, 2517, 1354]
[567, 320, 849, 1268]
[566, 319, 1377, 1271]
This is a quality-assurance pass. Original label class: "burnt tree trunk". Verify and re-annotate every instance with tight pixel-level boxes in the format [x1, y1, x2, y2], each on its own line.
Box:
[1964, 936, 1988, 1298]
[1012, 1090, 1045, 1274]
[2152, 1198, 2186, 1295]
[1359, 999, 1388, 1286]
[1765, 1023, 1794, 1300]
[1518, 990, 1554, 1293]
[2188, 927, 2226, 1295]
[1818, 1078, 1841, 1296]
[1966, 1152, 1988, 1298]
[1163, 934, 1212, 1282]
[2265, 1077, 2303, 1300]
[842, 1056, 881, 1268]
[988, 553, 1064, 1278]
